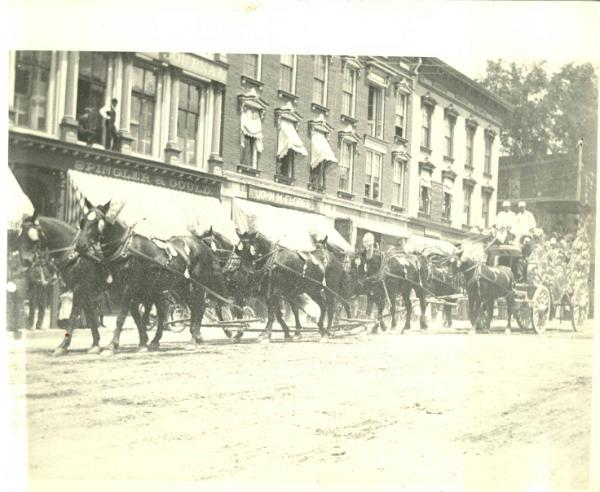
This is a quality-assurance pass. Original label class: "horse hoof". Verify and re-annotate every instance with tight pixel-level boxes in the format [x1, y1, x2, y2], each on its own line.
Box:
[223, 329, 232, 339]
[138, 345, 151, 352]
[52, 347, 68, 357]
[184, 343, 199, 351]
[101, 348, 116, 356]
[87, 346, 102, 355]
[258, 336, 271, 344]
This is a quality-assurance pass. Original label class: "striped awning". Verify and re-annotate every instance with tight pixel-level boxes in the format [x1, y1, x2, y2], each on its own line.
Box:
[241, 108, 264, 152]
[66, 169, 237, 243]
[277, 120, 308, 158]
[310, 132, 338, 169]
[7, 169, 34, 230]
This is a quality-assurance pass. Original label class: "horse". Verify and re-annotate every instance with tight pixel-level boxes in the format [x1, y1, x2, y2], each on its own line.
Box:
[421, 252, 462, 328]
[354, 247, 428, 333]
[456, 254, 516, 333]
[75, 200, 229, 353]
[17, 213, 111, 355]
[235, 230, 333, 341]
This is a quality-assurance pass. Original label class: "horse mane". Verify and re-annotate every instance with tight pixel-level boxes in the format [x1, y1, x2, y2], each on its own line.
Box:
[36, 216, 77, 249]
[210, 229, 235, 249]
[318, 239, 348, 259]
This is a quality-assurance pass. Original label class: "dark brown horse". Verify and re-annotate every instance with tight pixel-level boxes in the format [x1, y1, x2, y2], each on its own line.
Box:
[422, 252, 462, 328]
[235, 231, 334, 341]
[355, 247, 428, 333]
[24, 247, 56, 330]
[17, 214, 110, 355]
[75, 200, 228, 353]
[457, 255, 516, 332]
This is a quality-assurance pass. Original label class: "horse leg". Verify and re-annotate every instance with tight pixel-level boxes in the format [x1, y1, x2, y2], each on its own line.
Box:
[505, 295, 513, 334]
[273, 296, 293, 340]
[82, 301, 102, 354]
[401, 289, 412, 334]
[27, 289, 36, 330]
[105, 296, 132, 354]
[188, 292, 206, 346]
[289, 298, 303, 338]
[53, 292, 83, 356]
[325, 293, 336, 337]
[216, 303, 233, 339]
[443, 305, 452, 329]
[35, 289, 46, 330]
[257, 296, 276, 343]
[390, 291, 397, 330]
[418, 289, 428, 331]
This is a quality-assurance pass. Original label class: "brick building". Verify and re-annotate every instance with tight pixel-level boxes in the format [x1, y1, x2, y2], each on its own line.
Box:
[220, 55, 512, 250]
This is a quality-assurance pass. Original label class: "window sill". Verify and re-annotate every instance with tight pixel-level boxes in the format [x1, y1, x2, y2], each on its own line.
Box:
[277, 89, 298, 103]
[340, 114, 358, 125]
[237, 164, 260, 177]
[241, 75, 264, 90]
[418, 212, 432, 220]
[391, 204, 405, 213]
[311, 102, 329, 115]
[420, 146, 433, 155]
[442, 218, 451, 225]
[443, 156, 455, 164]
[394, 136, 408, 145]
[462, 224, 472, 231]
[337, 190, 354, 200]
[363, 197, 383, 208]
[274, 174, 294, 185]
[464, 164, 475, 172]
[483, 172, 493, 179]
[308, 183, 325, 193]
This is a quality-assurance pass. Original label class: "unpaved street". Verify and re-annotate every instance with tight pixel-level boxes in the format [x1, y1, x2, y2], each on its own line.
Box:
[6, 321, 595, 490]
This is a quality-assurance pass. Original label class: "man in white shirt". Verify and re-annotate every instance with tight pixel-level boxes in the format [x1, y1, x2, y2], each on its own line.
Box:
[514, 201, 537, 244]
[495, 200, 516, 244]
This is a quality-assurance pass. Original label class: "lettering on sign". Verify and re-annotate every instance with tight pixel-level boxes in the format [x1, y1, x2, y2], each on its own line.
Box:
[73, 161, 219, 197]
[248, 186, 313, 211]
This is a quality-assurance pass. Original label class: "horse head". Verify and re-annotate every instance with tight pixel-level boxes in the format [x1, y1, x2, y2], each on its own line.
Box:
[17, 211, 45, 267]
[234, 229, 264, 271]
[76, 199, 125, 255]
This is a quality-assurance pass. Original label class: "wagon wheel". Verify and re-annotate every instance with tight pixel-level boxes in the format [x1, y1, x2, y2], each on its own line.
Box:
[513, 300, 532, 331]
[571, 282, 589, 332]
[165, 303, 191, 333]
[531, 285, 551, 334]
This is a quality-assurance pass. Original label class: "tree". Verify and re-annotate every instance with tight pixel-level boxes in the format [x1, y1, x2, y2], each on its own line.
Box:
[477, 60, 598, 158]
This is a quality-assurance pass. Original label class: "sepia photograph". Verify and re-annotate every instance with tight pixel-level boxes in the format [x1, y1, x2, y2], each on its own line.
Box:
[2, 1, 599, 491]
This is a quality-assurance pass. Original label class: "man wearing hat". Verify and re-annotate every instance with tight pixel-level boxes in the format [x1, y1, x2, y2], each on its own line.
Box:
[495, 200, 516, 244]
[514, 201, 536, 245]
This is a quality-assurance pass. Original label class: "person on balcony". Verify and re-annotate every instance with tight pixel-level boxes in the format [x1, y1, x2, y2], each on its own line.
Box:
[494, 200, 516, 244]
[100, 98, 119, 151]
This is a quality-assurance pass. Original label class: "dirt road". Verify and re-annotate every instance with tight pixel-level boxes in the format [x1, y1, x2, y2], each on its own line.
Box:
[6, 320, 595, 491]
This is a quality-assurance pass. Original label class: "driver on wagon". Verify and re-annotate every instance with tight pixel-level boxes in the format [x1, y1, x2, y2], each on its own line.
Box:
[495, 200, 516, 244]
[362, 232, 377, 259]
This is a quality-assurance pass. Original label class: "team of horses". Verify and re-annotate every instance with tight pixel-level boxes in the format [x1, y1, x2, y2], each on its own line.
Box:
[15, 200, 521, 355]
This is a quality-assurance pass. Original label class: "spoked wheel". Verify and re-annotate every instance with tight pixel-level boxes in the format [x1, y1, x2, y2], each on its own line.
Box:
[531, 285, 551, 334]
[514, 301, 532, 331]
[571, 282, 589, 332]
[165, 303, 190, 333]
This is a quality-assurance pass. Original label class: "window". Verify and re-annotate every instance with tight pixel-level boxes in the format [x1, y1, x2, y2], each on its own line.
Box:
[177, 81, 200, 165]
[421, 104, 432, 149]
[130, 65, 157, 155]
[338, 141, 354, 193]
[365, 150, 382, 201]
[444, 115, 455, 158]
[463, 185, 473, 226]
[243, 54, 261, 80]
[392, 159, 406, 207]
[367, 86, 385, 139]
[442, 192, 452, 220]
[395, 92, 407, 139]
[279, 54, 296, 94]
[484, 134, 493, 175]
[312, 55, 328, 106]
[466, 126, 476, 168]
[13, 51, 52, 131]
[342, 65, 357, 117]
[419, 174, 431, 216]
[77, 52, 108, 144]
[482, 193, 491, 228]
[277, 151, 294, 179]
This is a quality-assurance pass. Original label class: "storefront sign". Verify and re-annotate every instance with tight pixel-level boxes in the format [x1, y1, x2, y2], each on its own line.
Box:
[248, 185, 313, 211]
[73, 160, 219, 197]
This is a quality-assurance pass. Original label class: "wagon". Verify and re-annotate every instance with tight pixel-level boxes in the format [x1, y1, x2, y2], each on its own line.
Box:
[486, 245, 589, 334]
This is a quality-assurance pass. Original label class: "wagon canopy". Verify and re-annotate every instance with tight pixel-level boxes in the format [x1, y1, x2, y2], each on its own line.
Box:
[66, 169, 238, 243]
[232, 197, 352, 252]
[6, 169, 34, 230]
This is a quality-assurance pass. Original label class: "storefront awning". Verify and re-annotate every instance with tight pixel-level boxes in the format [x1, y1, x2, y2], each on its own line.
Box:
[241, 108, 264, 152]
[420, 173, 432, 188]
[7, 169, 34, 230]
[277, 120, 308, 158]
[67, 169, 237, 243]
[232, 197, 351, 252]
[354, 216, 409, 239]
[310, 132, 338, 169]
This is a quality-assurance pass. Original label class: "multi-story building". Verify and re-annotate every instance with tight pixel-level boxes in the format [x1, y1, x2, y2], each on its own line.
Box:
[220, 55, 512, 250]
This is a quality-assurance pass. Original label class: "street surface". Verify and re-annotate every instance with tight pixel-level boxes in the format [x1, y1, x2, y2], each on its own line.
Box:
[5, 318, 596, 491]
